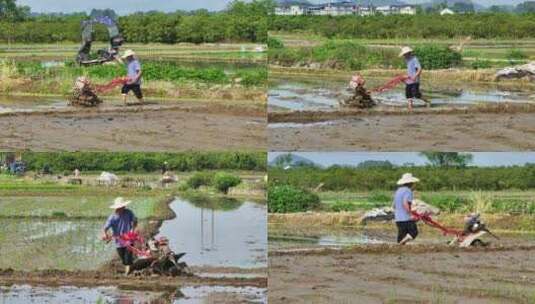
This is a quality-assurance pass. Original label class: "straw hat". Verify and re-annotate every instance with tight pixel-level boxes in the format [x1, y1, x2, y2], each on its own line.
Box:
[397, 173, 420, 185]
[399, 46, 413, 57]
[109, 197, 131, 209]
[121, 49, 136, 59]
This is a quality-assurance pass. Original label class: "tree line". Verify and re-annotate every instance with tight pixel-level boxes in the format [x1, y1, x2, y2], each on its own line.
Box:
[0, 0, 271, 44]
[2, 152, 267, 173]
[269, 13, 535, 39]
[269, 165, 535, 192]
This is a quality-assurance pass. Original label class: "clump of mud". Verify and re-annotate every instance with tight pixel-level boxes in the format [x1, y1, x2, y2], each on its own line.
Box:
[68, 77, 102, 107]
[340, 75, 375, 109]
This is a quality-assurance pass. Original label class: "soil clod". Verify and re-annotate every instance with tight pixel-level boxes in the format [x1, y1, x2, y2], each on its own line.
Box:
[69, 77, 102, 107]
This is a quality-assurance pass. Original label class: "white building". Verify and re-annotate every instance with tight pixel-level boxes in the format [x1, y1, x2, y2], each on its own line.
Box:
[323, 2, 356, 16]
[398, 5, 417, 15]
[273, 3, 418, 17]
[274, 5, 306, 16]
[375, 5, 392, 15]
[376, 5, 417, 16]
[440, 8, 456, 15]
[357, 6, 374, 16]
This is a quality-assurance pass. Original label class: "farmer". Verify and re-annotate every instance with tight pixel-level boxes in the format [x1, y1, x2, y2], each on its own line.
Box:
[121, 49, 144, 105]
[393, 173, 420, 245]
[399, 46, 431, 110]
[101, 197, 138, 275]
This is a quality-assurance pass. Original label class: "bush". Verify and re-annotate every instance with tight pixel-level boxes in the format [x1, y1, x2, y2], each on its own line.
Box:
[330, 201, 356, 212]
[413, 45, 462, 69]
[506, 49, 528, 61]
[421, 194, 468, 213]
[187, 172, 214, 189]
[268, 185, 320, 213]
[267, 37, 284, 49]
[368, 191, 391, 203]
[268, 40, 402, 69]
[470, 58, 492, 69]
[17, 152, 266, 172]
[213, 172, 242, 194]
[235, 68, 268, 87]
[268, 164, 535, 192]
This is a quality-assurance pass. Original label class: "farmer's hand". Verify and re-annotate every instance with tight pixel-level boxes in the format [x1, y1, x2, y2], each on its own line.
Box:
[101, 232, 111, 242]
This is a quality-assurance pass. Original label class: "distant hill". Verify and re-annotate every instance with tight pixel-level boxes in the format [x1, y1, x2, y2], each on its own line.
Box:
[357, 160, 395, 169]
[269, 153, 317, 168]
[276, 0, 312, 5]
[415, 0, 484, 11]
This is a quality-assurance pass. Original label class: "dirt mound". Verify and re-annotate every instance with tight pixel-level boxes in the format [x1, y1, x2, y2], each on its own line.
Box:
[0, 268, 266, 290]
[269, 243, 535, 257]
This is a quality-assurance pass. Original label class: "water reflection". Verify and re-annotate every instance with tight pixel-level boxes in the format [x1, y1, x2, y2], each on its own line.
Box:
[157, 197, 267, 268]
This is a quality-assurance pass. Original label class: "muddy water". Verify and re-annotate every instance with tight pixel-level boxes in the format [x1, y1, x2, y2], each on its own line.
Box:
[269, 226, 393, 250]
[157, 198, 267, 269]
[0, 284, 267, 304]
[268, 77, 535, 112]
[0, 218, 114, 270]
[175, 286, 266, 303]
[0, 285, 163, 304]
[269, 224, 535, 251]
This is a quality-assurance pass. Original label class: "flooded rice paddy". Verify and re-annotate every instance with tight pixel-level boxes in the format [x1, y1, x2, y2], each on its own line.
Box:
[269, 224, 535, 251]
[0, 218, 114, 270]
[0, 284, 267, 304]
[0, 195, 267, 303]
[157, 198, 267, 269]
[268, 77, 535, 112]
[0, 285, 164, 304]
[0, 195, 266, 271]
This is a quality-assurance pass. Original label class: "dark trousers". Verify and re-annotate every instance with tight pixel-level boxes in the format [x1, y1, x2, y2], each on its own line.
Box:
[117, 247, 134, 266]
[396, 221, 418, 243]
[405, 83, 422, 99]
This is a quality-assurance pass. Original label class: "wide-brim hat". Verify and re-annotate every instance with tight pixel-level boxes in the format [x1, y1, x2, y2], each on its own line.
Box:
[121, 49, 136, 59]
[109, 197, 131, 209]
[399, 46, 413, 57]
[397, 173, 420, 185]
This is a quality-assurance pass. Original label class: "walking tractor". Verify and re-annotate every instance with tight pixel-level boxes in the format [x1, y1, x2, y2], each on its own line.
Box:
[411, 211, 499, 248]
[105, 231, 191, 276]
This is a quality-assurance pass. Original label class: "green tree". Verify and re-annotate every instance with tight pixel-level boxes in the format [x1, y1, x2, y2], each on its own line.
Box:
[420, 152, 473, 168]
[516, 1, 535, 13]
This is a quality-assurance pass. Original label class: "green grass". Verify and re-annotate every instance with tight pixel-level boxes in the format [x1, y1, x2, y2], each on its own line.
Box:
[0, 42, 266, 62]
[0, 195, 166, 219]
[270, 32, 535, 69]
[317, 190, 535, 215]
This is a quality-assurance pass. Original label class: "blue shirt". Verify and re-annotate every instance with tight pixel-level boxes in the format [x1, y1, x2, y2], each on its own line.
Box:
[393, 186, 413, 222]
[126, 60, 142, 85]
[104, 209, 137, 248]
[405, 56, 421, 85]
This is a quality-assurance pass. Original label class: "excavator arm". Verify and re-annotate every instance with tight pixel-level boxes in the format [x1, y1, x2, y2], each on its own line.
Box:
[76, 16, 124, 66]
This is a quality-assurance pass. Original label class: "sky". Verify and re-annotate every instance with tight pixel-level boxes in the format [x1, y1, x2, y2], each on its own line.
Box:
[17, 0, 243, 14]
[268, 152, 535, 167]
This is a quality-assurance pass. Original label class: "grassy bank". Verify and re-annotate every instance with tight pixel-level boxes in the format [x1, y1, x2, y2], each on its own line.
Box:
[0, 43, 267, 63]
[269, 212, 535, 232]
[0, 59, 266, 102]
[318, 191, 535, 214]
[269, 33, 534, 71]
